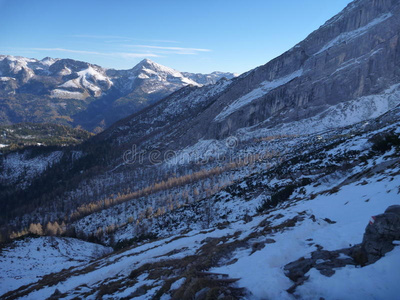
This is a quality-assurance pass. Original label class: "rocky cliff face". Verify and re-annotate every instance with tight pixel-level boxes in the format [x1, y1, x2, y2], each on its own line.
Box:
[194, 0, 400, 139]
[170, 1, 390, 138]
[103, 0, 400, 151]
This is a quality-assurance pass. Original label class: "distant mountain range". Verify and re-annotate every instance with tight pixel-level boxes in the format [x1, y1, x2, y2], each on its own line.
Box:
[0, 56, 237, 131]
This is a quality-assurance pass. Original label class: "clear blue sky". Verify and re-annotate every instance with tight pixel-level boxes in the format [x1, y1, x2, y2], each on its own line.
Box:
[0, 0, 352, 74]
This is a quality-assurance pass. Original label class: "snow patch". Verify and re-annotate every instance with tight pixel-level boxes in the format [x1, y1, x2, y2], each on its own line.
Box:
[50, 89, 86, 99]
[59, 79, 80, 88]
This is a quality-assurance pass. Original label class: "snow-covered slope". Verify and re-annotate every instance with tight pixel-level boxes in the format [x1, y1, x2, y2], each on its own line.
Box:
[2, 122, 399, 299]
[51, 65, 112, 99]
[211, 161, 400, 299]
[0, 236, 112, 295]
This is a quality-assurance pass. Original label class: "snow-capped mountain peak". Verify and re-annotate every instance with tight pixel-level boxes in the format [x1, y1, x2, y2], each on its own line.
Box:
[40, 56, 59, 66]
[0, 54, 237, 130]
[132, 58, 201, 86]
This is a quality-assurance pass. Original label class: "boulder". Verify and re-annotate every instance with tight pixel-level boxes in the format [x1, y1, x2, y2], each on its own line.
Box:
[385, 205, 400, 215]
[361, 205, 400, 263]
[284, 205, 400, 293]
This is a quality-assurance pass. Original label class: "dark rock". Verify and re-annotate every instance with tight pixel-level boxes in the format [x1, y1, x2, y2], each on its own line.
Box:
[243, 214, 253, 223]
[284, 247, 357, 293]
[48, 289, 62, 299]
[323, 218, 336, 224]
[193, 0, 400, 141]
[131, 286, 147, 297]
[318, 268, 336, 277]
[284, 257, 314, 282]
[311, 250, 337, 260]
[251, 242, 265, 253]
[385, 205, 400, 216]
[361, 207, 400, 263]
[287, 275, 310, 294]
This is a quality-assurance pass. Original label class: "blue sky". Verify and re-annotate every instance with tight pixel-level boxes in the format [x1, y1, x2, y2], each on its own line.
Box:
[0, 0, 352, 74]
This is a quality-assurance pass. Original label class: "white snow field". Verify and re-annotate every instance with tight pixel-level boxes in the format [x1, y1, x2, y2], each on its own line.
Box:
[0, 237, 112, 295]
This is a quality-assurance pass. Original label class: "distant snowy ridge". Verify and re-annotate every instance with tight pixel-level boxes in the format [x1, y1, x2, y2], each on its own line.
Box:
[182, 71, 239, 85]
[134, 59, 200, 86]
[0, 54, 236, 129]
[0, 55, 233, 100]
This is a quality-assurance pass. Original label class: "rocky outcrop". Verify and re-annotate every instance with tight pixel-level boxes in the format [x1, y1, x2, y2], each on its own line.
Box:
[361, 205, 400, 263]
[284, 205, 400, 293]
[284, 247, 358, 293]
